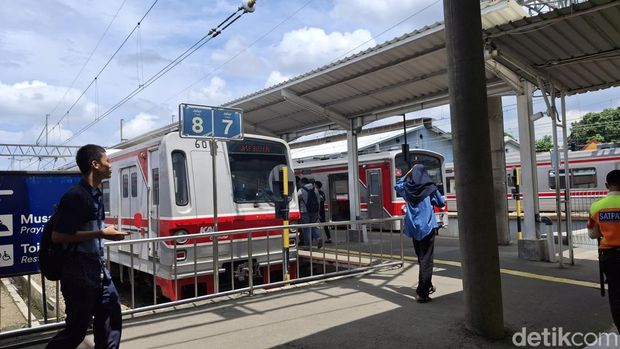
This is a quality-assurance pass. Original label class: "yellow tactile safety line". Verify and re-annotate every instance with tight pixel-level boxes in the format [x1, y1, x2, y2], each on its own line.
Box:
[320, 248, 601, 289]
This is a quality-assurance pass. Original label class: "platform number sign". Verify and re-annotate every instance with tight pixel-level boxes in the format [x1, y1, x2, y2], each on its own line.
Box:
[179, 104, 243, 140]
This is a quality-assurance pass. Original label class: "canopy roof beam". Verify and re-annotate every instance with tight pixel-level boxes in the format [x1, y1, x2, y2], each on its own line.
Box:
[281, 89, 351, 130]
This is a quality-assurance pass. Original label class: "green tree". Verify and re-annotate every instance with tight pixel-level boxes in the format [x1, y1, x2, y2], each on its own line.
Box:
[535, 135, 553, 152]
[568, 107, 620, 146]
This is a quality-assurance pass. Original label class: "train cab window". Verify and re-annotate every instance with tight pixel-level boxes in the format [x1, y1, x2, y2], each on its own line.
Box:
[227, 140, 288, 203]
[131, 172, 138, 197]
[152, 168, 159, 205]
[101, 180, 110, 215]
[394, 153, 443, 196]
[171, 151, 189, 206]
[571, 168, 596, 188]
[122, 174, 129, 198]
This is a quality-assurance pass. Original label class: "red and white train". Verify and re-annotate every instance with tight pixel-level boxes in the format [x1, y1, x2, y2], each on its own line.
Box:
[293, 149, 448, 231]
[445, 147, 620, 212]
[102, 125, 300, 300]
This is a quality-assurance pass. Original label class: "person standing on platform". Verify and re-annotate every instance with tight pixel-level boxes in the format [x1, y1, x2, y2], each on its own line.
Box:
[46, 144, 128, 349]
[315, 181, 332, 243]
[297, 177, 322, 248]
[394, 164, 445, 303]
[589, 169, 620, 329]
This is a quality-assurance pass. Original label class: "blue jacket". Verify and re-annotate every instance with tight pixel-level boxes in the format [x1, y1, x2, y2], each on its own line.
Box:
[395, 176, 446, 241]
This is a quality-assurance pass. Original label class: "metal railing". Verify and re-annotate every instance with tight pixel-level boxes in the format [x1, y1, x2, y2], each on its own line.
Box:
[0, 216, 404, 340]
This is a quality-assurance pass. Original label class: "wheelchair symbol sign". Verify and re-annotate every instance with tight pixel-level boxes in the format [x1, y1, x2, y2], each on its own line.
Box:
[0, 245, 13, 268]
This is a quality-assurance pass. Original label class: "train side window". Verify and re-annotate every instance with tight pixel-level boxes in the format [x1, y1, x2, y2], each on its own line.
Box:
[171, 151, 189, 206]
[122, 174, 129, 198]
[447, 177, 456, 194]
[101, 180, 110, 215]
[131, 172, 138, 197]
[548, 170, 568, 189]
[571, 167, 596, 188]
[152, 168, 159, 205]
[549, 168, 597, 189]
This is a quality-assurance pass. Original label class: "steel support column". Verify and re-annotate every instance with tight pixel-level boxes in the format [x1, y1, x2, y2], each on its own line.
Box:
[444, 0, 504, 338]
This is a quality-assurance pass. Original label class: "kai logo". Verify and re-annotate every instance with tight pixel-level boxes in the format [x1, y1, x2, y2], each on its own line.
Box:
[0, 215, 13, 237]
[199, 226, 214, 234]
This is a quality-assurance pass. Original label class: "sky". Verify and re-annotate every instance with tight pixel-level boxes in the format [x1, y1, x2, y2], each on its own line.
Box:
[0, 0, 618, 169]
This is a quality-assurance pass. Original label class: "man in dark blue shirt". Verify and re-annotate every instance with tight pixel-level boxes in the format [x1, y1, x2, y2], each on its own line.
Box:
[46, 144, 128, 349]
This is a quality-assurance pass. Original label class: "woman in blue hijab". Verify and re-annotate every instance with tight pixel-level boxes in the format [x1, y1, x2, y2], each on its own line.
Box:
[395, 164, 445, 303]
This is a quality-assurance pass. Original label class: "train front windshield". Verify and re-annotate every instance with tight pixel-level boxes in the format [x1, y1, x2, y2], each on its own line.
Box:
[228, 139, 289, 203]
[395, 152, 444, 195]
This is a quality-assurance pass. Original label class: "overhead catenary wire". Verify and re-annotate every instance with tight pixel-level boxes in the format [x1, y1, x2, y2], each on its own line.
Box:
[145, 0, 315, 115]
[35, 0, 129, 145]
[43, 0, 160, 144]
[62, 4, 253, 144]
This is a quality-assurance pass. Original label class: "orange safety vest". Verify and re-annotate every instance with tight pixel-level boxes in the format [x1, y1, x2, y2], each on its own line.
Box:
[589, 193, 620, 249]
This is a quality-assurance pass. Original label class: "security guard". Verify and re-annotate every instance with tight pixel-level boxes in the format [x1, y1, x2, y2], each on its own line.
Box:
[589, 169, 620, 330]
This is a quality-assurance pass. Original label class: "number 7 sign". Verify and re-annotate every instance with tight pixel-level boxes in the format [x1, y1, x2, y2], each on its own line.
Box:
[213, 109, 243, 140]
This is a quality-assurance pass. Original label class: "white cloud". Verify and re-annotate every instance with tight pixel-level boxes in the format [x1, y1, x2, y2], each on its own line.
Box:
[0, 129, 23, 143]
[209, 35, 268, 78]
[0, 80, 98, 130]
[273, 27, 376, 72]
[115, 112, 160, 140]
[187, 76, 232, 105]
[264, 71, 291, 88]
[329, 0, 442, 30]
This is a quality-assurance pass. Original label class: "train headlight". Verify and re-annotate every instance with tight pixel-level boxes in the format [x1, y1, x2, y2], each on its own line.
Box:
[401, 204, 407, 213]
[174, 229, 189, 245]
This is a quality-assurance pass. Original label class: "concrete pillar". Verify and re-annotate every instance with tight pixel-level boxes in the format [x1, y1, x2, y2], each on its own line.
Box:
[516, 81, 540, 241]
[488, 97, 510, 245]
[347, 125, 361, 222]
[515, 81, 548, 260]
[443, 0, 504, 339]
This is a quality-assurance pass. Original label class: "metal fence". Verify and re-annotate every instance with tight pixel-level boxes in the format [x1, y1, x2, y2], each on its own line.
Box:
[0, 216, 404, 341]
[567, 190, 606, 249]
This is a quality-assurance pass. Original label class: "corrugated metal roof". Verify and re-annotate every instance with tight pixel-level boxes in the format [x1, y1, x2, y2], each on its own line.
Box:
[484, 0, 620, 95]
[290, 126, 423, 160]
[222, 0, 527, 140]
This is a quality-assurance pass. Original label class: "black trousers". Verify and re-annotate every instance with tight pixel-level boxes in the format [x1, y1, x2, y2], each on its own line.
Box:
[319, 212, 331, 240]
[413, 231, 436, 298]
[600, 249, 620, 330]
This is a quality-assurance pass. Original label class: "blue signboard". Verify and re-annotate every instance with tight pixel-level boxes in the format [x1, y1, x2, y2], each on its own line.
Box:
[213, 108, 243, 139]
[0, 172, 81, 277]
[180, 104, 214, 138]
[179, 103, 243, 140]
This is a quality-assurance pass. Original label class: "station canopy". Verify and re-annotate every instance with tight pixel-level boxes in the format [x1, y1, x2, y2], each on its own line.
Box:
[484, 0, 620, 96]
[221, 0, 527, 141]
[222, 0, 619, 142]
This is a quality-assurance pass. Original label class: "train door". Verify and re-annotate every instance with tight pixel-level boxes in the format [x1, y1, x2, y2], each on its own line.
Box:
[148, 149, 160, 257]
[366, 169, 383, 219]
[328, 173, 350, 221]
[120, 166, 140, 254]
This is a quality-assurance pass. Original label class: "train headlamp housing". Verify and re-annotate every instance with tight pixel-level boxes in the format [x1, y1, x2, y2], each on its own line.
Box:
[174, 229, 189, 245]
